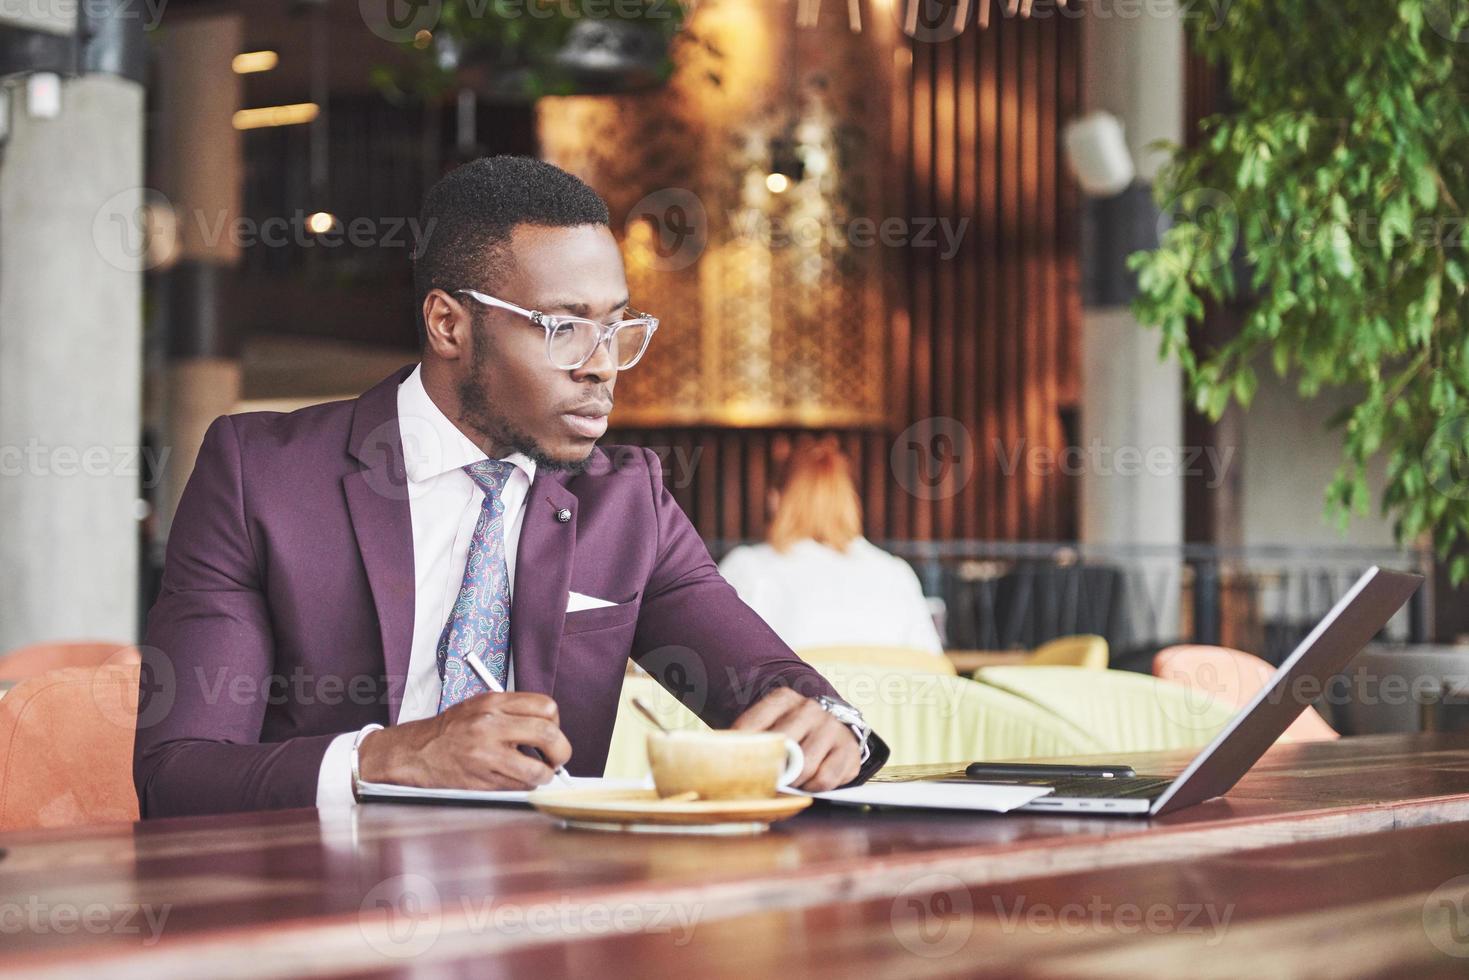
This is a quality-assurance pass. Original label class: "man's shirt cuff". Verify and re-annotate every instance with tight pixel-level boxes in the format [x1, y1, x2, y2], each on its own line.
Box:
[316, 730, 364, 809]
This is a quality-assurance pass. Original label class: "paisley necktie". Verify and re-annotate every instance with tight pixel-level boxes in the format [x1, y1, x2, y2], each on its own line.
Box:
[435, 458, 516, 711]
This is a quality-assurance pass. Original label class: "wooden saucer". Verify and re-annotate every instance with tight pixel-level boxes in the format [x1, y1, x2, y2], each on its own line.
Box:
[528, 788, 812, 834]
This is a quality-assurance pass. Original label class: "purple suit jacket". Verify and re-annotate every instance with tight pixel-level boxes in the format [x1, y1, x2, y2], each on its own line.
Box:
[135, 366, 888, 817]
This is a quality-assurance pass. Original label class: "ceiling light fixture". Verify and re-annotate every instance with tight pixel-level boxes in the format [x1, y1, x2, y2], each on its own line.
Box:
[232, 50, 279, 74]
[232, 103, 320, 130]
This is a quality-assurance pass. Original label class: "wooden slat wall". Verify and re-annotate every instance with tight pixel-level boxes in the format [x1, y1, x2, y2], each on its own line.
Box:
[610, 12, 1081, 547]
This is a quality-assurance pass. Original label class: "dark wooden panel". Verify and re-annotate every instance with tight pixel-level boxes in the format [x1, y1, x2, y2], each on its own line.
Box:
[1182, 42, 1244, 548]
[910, 32, 937, 541]
[998, 21, 1024, 538]
[978, 20, 1001, 540]
[1055, 14, 1084, 539]
[934, 25, 958, 540]
[956, 23, 979, 541]
[1021, 20, 1043, 536]
[609, 13, 1081, 545]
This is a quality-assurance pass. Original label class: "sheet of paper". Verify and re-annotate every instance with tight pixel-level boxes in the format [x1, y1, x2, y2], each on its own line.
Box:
[796, 781, 1053, 813]
[359, 777, 1049, 813]
[357, 776, 647, 805]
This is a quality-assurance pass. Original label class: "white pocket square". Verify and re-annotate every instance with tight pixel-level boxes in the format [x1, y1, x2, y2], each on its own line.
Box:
[566, 591, 617, 612]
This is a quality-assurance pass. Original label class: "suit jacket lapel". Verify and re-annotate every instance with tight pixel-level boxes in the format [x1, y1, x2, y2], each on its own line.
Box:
[344, 365, 418, 724]
[511, 474, 577, 697]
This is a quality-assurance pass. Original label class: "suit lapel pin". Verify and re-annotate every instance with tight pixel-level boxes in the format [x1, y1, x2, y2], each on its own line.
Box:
[547, 496, 572, 524]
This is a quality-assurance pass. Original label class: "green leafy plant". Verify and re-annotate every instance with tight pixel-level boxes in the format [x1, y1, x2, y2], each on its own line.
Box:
[1129, 0, 1469, 578]
[372, 0, 691, 102]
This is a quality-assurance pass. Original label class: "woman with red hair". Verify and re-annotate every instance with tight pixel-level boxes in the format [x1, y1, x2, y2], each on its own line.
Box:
[718, 441, 943, 654]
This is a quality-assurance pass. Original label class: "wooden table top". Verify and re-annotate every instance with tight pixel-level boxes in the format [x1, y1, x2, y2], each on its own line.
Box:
[395, 812, 1469, 978]
[2, 733, 1468, 977]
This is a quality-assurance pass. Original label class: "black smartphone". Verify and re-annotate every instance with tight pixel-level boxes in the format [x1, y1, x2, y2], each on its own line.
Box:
[964, 762, 1137, 780]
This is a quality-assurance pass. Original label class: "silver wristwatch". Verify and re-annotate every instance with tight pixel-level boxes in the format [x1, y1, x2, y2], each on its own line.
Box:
[815, 695, 872, 764]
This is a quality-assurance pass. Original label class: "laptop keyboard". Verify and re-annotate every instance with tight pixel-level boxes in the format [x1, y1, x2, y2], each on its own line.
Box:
[955, 775, 1175, 800]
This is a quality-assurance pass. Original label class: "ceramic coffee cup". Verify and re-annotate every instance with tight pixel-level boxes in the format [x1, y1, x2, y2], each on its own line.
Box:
[646, 730, 805, 800]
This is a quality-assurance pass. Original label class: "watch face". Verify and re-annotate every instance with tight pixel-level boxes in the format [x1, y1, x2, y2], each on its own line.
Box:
[820, 697, 863, 727]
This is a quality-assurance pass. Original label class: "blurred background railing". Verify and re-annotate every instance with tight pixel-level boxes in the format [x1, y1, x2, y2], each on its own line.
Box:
[710, 540, 1433, 669]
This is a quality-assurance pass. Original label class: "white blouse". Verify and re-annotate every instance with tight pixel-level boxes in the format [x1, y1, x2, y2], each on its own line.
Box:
[717, 538, 944, 655]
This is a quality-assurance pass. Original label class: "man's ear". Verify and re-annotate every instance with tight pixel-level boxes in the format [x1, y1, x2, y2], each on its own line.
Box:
[422, 289, 469, 360]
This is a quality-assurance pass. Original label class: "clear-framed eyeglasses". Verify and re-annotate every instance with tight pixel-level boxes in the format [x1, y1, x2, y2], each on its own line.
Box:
[454, 289, 659, 371]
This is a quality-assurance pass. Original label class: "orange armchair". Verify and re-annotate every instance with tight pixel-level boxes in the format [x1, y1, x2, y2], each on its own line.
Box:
[0, 664, 141, 831]
[0, 641, 141, 682]
[1153, 644, 1338, 743]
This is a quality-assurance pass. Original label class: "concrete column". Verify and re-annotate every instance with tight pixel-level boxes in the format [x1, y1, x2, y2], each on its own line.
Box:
[152, 14, 244, 540]
[1074, 6, 1186, 643]
[1080, 309, 1184, 548]
[0, 37, 145, 647]
[1077, 7, 1185, 550]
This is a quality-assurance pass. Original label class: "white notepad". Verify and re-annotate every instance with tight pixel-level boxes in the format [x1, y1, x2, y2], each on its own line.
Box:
[356, 776, 646, 805]
[357, 777, 1050, 813]
[796, 781, 1053, 812]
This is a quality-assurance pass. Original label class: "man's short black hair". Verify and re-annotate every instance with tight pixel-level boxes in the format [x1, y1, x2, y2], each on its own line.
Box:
[412, 155, 611, 346]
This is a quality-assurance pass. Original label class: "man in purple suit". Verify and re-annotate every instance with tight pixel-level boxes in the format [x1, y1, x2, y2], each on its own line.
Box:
[135, 157, 888, 817]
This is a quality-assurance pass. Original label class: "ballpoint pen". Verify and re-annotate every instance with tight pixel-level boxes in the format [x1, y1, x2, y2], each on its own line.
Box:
[465, 651, 572, 785]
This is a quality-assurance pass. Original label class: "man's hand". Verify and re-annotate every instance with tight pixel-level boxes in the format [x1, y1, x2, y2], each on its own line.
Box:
[357, 692, 572, 790]
[731, 688, 860, 791]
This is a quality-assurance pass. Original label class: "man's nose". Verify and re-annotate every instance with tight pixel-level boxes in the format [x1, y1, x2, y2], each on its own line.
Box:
[570, 334, 618, 384]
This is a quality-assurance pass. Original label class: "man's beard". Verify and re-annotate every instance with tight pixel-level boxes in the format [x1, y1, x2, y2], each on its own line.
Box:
[456, 327, 593, 474]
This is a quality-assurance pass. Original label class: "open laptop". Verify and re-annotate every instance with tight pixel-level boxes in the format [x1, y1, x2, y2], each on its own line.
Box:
[925, 566, 1422, 816]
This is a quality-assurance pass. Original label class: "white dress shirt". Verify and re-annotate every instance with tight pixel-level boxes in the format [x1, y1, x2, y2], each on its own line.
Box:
[717, 538, 944, 655]
[316, 364, 536, 808]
